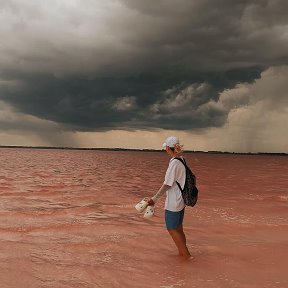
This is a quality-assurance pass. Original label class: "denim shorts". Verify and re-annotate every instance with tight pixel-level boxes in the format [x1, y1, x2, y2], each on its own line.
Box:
[165, 208, 185, 230]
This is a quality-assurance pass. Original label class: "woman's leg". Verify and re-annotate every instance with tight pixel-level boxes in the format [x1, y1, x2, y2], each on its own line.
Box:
[177, 224, 186, 244]
[165, 209, 191, 259]
[177, 225, 192, 258]
[167, 228, 191, 259]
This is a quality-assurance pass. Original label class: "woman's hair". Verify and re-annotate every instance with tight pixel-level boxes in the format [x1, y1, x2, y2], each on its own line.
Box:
[170, 143, 184, 154]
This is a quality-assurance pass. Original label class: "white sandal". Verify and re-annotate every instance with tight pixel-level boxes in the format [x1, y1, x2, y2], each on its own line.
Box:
[144, 205, 155, 218]
[135, 198, 149, 212]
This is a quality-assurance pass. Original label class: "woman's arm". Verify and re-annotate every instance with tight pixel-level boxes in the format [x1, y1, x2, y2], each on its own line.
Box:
[148, 183, 171, 206]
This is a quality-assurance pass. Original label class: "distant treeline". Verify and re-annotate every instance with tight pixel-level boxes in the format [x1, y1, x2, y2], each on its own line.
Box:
[0, 145, 287, 156]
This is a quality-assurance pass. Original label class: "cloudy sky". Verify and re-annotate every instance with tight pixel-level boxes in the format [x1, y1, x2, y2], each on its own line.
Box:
[0, 0, 288, 152]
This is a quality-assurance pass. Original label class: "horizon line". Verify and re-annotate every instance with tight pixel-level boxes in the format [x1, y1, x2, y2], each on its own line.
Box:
[0, 145, 287, 156]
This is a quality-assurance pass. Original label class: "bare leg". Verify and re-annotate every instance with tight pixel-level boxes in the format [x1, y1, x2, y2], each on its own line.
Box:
[167, 228, 191, 259]
[177, 225, 186, 244]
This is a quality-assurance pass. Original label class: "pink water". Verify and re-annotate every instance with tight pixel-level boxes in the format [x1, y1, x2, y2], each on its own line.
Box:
[0, 148, 287, 288]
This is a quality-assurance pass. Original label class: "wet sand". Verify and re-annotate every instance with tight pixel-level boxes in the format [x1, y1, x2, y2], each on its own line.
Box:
[0, 149, 287, 288]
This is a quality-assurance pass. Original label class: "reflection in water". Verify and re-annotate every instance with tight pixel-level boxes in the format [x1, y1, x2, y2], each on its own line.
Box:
[0, 148, 287, 287]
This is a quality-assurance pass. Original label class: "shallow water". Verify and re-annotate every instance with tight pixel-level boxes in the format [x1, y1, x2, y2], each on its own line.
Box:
[0, 148, 287, 288]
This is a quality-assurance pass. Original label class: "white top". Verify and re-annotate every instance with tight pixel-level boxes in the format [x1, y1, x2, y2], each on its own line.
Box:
[152, 156, 186, 211]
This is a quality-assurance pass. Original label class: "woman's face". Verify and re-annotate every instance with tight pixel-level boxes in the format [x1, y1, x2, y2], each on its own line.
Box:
[165, 146, 174, 156]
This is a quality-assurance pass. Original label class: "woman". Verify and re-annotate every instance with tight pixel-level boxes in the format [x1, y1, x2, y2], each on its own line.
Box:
[148, 136, 191, 260]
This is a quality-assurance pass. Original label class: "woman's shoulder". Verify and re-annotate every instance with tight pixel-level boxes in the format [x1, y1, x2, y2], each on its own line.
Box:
[171, 155, 185, 161]
[169, 156, 186, 166]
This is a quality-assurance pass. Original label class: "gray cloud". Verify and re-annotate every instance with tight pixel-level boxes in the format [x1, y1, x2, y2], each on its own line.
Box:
[0, 0, 288, 133]
[209, 66, 288, 153]
[0, 100, 79, 147]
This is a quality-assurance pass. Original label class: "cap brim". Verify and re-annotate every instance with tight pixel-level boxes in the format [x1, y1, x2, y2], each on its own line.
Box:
[162, 142, 167, 149]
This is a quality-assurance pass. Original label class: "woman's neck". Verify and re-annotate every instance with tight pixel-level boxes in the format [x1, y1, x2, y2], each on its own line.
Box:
[171, 153, 183, 158]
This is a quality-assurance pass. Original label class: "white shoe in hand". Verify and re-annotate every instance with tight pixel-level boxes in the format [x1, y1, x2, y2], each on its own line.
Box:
[144, 205, 155, 218]
[135, 198, 149, 212]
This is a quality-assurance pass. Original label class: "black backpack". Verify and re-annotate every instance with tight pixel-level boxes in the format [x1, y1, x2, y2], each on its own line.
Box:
[174, 157, 198, 207]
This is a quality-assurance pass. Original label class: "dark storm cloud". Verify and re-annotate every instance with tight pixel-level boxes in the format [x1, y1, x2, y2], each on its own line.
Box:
[0, 69, 261, 131]
[0, 0, 287, 132]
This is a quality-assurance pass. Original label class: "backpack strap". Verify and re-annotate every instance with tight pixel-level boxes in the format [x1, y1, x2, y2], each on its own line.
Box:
[176, 181, 183, 192]
[174, 157, 187, 167]
[174, 157, 186, 192]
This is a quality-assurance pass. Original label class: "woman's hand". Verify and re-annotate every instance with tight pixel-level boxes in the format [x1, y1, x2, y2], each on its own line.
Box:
[147, 199, 155, 206]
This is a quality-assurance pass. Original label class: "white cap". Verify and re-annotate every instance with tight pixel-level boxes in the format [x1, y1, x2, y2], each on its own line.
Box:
[162, 136, 180, 149]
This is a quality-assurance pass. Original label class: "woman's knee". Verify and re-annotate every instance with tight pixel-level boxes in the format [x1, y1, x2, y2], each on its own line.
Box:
[167, 227, 182, 235]
[176, 224, 183, 231]
[167, 228, 177, 234]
